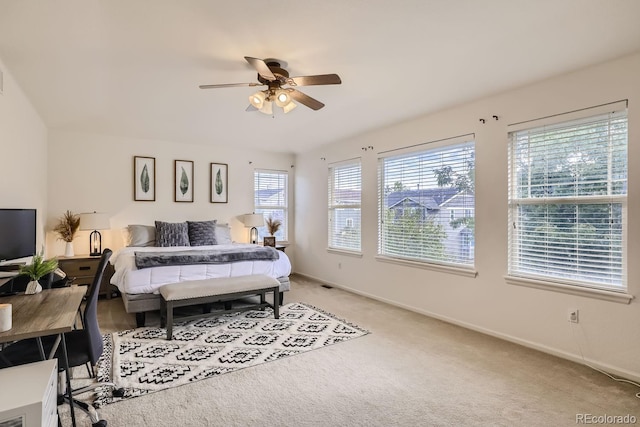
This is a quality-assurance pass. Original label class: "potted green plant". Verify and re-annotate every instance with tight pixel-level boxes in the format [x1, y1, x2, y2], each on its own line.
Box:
[53, 210, 80, 257]
[20, 250, 58, 294]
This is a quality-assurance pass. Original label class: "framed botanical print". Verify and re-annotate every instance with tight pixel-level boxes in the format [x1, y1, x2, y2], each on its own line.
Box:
[210, 163, 228, 203]
[134, 156, 156, 201]
[174, 160, 194, 202]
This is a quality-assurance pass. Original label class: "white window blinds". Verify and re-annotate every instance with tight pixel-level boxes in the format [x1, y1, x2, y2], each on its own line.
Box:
[254, 170, 288, 241]
[507, 105, 628, 291]
[378, 138, 475, 266]
[328, 160, 361, 251]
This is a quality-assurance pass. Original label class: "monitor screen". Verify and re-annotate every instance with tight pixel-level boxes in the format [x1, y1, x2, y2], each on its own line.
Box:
[0, 208, 36, 261]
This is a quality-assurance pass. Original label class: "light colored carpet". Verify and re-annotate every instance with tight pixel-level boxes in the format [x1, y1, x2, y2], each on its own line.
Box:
[60, 275, 640, 426]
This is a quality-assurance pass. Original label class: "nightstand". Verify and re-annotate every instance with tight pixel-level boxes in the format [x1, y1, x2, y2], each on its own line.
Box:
[275, 245, 286, 253]
[57, 255, 115, 299]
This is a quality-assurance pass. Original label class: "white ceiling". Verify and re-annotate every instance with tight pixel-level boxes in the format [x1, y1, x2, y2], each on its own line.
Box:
[1, 0, 640, 154]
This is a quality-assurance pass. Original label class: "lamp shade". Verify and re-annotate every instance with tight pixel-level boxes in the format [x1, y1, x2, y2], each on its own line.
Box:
[79, 212, 110, 231]
[283, 101, 297, 113]
[243, 213, 265, 228]
[248, 91, 266, 109]
[275, 89, 291, 107]
[258, 100, 273, 115]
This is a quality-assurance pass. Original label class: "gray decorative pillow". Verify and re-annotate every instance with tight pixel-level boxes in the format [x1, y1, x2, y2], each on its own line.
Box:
[127, 224, 156, 247]
[214, 223, 232, 244]
[187, 220, 217, 246]
[155, 221, 190, 247]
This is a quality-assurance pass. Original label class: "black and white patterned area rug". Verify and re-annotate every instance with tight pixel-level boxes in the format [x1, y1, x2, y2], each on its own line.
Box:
[94, 302, 369, 406]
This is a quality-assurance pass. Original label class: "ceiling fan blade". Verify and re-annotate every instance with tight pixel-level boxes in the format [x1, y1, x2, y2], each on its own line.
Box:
[289, 74, 342, 86]
[199, 82, 261, 89]
[289, 89, 325, 110]
[244, 57, 276, 81]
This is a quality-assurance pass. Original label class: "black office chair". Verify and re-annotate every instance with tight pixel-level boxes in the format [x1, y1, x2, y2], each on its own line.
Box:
[0, 248, 124, 427]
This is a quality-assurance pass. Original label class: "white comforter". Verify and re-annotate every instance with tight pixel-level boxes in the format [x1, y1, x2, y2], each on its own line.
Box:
[110, 244, 292, 295]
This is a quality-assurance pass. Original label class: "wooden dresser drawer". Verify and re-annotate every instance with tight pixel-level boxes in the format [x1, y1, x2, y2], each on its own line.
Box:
[58, 257, 99, 278]
[57, 255, 116, 299]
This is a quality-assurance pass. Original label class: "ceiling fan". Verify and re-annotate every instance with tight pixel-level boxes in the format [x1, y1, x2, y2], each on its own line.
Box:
[199, 56, 341, 114]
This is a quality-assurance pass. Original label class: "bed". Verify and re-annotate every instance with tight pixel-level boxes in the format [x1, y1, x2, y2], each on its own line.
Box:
[109, 221, 292, 326]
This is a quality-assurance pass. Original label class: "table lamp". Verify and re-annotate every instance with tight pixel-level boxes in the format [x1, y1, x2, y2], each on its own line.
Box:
[80, 212, 110, 256]
[243, 213, 264, 244]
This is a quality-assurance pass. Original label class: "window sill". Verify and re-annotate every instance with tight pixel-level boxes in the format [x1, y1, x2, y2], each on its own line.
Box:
[326, 248, 363, 258]
[504, 275, 634, 304]
[375, 255, 477, 278]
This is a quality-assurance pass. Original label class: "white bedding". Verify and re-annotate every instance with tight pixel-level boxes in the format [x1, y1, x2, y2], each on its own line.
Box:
[110, 244, 292, 295]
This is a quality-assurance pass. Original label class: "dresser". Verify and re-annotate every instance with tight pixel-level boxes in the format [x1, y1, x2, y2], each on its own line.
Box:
[0, 359, 58, 427]
[57, 255, 115, 299]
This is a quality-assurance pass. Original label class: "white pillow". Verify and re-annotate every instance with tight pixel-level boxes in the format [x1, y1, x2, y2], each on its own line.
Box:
[214, 223, 232, 244]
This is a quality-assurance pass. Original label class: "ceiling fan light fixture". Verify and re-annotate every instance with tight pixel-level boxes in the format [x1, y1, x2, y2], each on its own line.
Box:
[201, 57, 341, 113]
[283, 101, 297, 114]
[275, 89, 292, 108]
[249, 91, 266, 109]
[258, 100, 273, 115]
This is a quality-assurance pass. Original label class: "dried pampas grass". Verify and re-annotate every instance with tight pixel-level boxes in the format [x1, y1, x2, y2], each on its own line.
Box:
[53, 210, 80, 243]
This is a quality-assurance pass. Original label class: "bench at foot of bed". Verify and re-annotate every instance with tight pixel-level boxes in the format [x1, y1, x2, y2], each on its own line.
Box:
[160, 275, 280, 340]
[121, 277, 289, 327]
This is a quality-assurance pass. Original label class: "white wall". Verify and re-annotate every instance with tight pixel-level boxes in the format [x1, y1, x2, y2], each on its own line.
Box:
[294, 52, 640, 381]
[46, 131, 296, 266]
[0, 58, 48, 251]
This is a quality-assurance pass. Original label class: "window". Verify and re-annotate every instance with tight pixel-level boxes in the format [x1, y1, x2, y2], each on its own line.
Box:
[507, 103, 627, 292]
[378, 137, 475, 267]
[254, 170, 288, 242]
[328, 160, 361, 252]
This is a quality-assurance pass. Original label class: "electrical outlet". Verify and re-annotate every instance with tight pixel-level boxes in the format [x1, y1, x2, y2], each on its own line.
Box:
[568, 309, 579, 323]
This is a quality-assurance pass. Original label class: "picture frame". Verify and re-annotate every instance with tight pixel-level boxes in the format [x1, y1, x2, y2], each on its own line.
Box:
[263, 236, 276, 247]
[210, 163, 228, 203]
[174, 160, 194, 202]
[133, 156, 156, 201]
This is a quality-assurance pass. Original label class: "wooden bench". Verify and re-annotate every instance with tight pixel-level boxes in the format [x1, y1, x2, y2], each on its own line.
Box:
[159, 275, 280, 340]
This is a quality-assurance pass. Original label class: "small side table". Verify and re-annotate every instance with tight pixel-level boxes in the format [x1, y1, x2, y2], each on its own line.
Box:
[0, 359, 58, 427]
[275, 245, 286, 253]
[57, 255, 115, 299]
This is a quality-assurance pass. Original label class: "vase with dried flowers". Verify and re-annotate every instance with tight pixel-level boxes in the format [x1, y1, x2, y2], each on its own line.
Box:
[265, 216, 282, 237]
[20, 249, 58, 294]
[53, 210, 80, 257]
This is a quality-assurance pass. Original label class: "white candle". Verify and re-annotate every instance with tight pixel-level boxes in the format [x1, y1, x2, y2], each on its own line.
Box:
[0, 303, 11, 332]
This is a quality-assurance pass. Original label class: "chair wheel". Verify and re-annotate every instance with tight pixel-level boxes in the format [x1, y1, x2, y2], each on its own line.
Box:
[112, 388, 125, 398]
[92, 421, 107, 427]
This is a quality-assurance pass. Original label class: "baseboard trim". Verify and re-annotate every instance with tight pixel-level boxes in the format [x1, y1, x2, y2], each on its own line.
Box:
[293, 272, 640, 383]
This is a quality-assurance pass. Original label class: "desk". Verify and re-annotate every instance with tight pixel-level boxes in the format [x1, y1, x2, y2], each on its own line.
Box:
[0, 272, 19, 291]
[0, 286, 86, 427]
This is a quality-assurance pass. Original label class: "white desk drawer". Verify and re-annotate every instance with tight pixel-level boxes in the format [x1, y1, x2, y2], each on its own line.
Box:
[0, 360, 58, 427]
